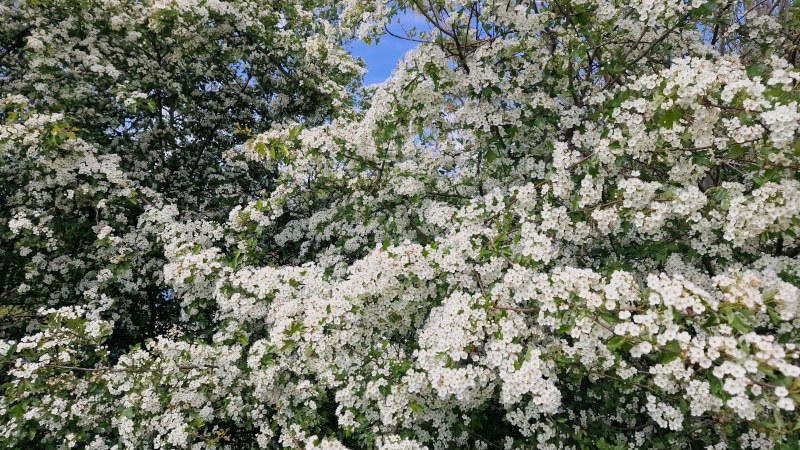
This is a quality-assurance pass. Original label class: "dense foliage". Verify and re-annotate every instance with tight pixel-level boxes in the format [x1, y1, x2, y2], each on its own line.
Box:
[2, 0, 800, 449]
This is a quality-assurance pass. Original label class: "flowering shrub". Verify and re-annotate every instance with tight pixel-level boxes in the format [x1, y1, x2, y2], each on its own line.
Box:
[2, 0, 800, 449]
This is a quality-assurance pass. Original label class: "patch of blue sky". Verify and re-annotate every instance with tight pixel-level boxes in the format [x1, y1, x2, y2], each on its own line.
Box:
[347, 10, 431, 86]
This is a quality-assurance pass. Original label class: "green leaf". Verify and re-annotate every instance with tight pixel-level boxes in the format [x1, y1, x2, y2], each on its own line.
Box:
[774, 407, 785, 429]
[690, 0, 718, 18]
[661, 340, 682, 364]
[280, 339, 295, 351]
[664, 340, 681, 354]
[579, 10, 599, 25]
[726, 310, 750, 334]
[729, 144, 748, 157]
[691, 151, 711, 166]
[190, 417, 204, 428]
[661, 351, 680, 364]
[607, 336, 626, 351]
[747, 64, 770, 78]
[485, 148, 499, 164]
[753, 167, 780, 187]
[254, 141, 266, 156]
[768, 308, 782, 326]
[600, 312, 621, 325]
[658, 108, 683, 129]
[762, 287, 778, 303]
[708, 374, 722, 395]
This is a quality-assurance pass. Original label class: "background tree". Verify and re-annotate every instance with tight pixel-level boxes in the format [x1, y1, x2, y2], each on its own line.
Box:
[0, 0, 362, 349]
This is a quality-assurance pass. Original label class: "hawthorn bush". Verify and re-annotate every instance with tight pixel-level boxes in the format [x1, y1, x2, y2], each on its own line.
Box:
[2, 0, 800, 449]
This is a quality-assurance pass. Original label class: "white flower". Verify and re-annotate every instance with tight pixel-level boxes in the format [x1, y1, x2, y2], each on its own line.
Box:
[776, 397, 795, 411]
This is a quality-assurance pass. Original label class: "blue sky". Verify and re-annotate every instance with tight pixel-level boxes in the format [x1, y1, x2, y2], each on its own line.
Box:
[347, 12, 430, 85]
[349, 37, 417, 85]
